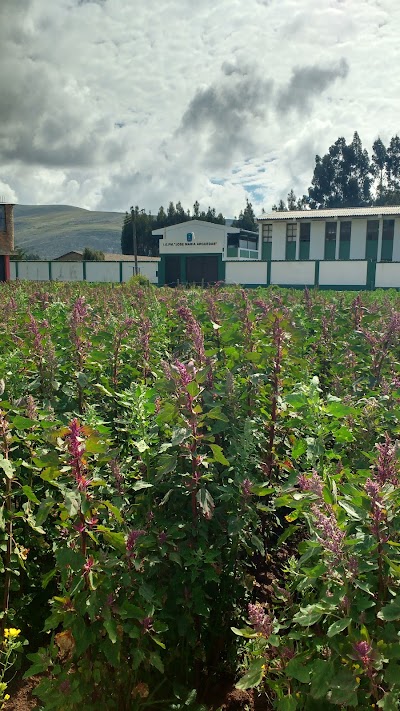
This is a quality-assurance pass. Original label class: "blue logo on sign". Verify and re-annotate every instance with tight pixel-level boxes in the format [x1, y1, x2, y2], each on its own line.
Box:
[186, 232, 193, 243]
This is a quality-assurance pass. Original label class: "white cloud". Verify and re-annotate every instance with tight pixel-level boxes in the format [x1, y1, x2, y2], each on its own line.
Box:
[0, 0, 399, 217]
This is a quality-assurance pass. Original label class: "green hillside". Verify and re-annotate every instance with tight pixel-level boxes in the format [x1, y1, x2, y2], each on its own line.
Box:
[14, 205, 125, 259]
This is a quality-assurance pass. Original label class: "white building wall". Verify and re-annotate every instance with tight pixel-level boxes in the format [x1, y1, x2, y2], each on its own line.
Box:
[159, 220, 226, 256]
[86, 262, 120, 282]
[271, 223, 286, 260]
[319, 261, 367, 286]
[270, 261, 315, 286]
[375, 263, 400, 288]
[309, 221, 325, 260]
[350, 219, 367, 259]
[51, 262, 84, 281]
[121, 262, 158, 283]
[13, 261, 50, 280]
[225, 261, 267, 285]
[392, 219, 400, 262]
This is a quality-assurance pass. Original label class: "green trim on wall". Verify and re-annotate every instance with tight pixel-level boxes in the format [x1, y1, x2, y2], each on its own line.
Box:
[218, 255, 225, 282]
[267, 260, 271, 286]
[119, 261, 123, 283]
[15, 260, 19, 279]
[48, 261, 52, 281]
[82, 261, 87, 281]
[158, 256, 166, 286]
[314, 261, 320, 287]
[366, 260, 377, 290]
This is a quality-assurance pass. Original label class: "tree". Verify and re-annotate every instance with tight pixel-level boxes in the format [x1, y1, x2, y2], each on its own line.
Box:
[287, 189, 297, 210]
[121, 208, 159, 257]
[372, 137, 387, 199]
[308, 132, 372, 208]
[386, 135, 400, 190]
[232, 198, 258, 231]
[82, 247, 105, 261]
[10, 246, 40, 261]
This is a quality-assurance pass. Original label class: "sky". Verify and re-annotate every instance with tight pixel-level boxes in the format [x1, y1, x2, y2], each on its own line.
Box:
[1, 0, 399, 218]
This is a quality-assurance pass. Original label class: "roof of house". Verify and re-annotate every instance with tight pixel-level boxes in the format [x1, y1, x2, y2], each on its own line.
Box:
[259, 206, 400, 221]
[55, 251, 159, 261]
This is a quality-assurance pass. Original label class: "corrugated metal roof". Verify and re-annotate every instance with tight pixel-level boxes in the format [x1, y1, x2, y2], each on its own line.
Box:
[258, 206, 400, 221]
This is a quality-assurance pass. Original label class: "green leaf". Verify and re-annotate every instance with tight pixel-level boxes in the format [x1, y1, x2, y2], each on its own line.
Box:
[0, 455, 14, 479]
[339, 501, 362, 520]
[293, 604, 325, 627]
[310, 659, 335, 699]
[196, 488, 215, 518]
[64, 491, 81, 517]
[377, 692, 400, 710]
[292, 439, 307, 459]
[378, 597, 400, 621]
[236, 658, 265, 690]
[134, 439, 149, 453]
[186, 381, 200, 398]
[77, 372, 89, 388]
[11, 415, 37, 429]
[132, 480, 153, 492]
[329, 668, 358, 705]
[103, 501, 123, 522]
[149, 651, 164, 673]
[104, 616, 117, 643]
[231, 627, 257, 638]
[251, 484, 274, 496]
[21, 485, 40, 505]
[334, 426, 355, 443]
[209, 444, 229, 466]
[157, 452, 177, 475]
[285, 657, 311, 682]
[327, 618, 351, 637]
[326, 402, 354, 417]
[206, 407, 229, 422]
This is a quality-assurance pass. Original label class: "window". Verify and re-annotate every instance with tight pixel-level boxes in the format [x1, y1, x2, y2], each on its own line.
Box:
[239, 234, 258, 251]
[324, 222, 337, 260]
[227, 233, 239, 249]
[0, 206, 5, 232]
[299, 223, 310, 260]
[286, 223, 297, 241]
[262, 224, 272, 260]
[286, 223, 297, 260]
[366, 220, 379, 260]
[339, 221, 351, 260]
[262, 224, 272, 242]
[366, 220, 379, 241]
[381, 219, 394, 261]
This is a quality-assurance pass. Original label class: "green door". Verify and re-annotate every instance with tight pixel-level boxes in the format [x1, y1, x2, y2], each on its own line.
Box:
[381, 219, 394, 261]
[365, 220, 379, 260]
[262, 241, 271, 260]
[324, 222, 337, 260]
[299, 223, 310, 260]
[338, 221, 351, 260]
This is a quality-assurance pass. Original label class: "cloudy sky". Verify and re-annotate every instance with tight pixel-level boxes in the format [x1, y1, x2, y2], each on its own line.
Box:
[1, 0, 399, 217]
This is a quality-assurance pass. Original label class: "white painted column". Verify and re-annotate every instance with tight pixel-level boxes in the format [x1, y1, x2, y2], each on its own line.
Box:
[377, 217, 383, 262]
[295, 221, 300, 260]
[335, 221, 340, 260]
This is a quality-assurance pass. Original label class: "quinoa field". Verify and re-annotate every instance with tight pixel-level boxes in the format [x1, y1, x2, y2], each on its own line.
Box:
[0, 279, 400, 711]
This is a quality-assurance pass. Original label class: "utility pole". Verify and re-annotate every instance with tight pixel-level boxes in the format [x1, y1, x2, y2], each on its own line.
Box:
[130, 206, 138, 275]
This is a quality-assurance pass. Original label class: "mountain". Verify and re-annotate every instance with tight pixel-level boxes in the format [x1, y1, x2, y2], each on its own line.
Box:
[14, 204, 125, 259]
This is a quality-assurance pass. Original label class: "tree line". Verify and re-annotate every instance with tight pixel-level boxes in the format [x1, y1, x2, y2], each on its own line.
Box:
[273, 132, 400, 211]
[121, 199, 258, 256]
